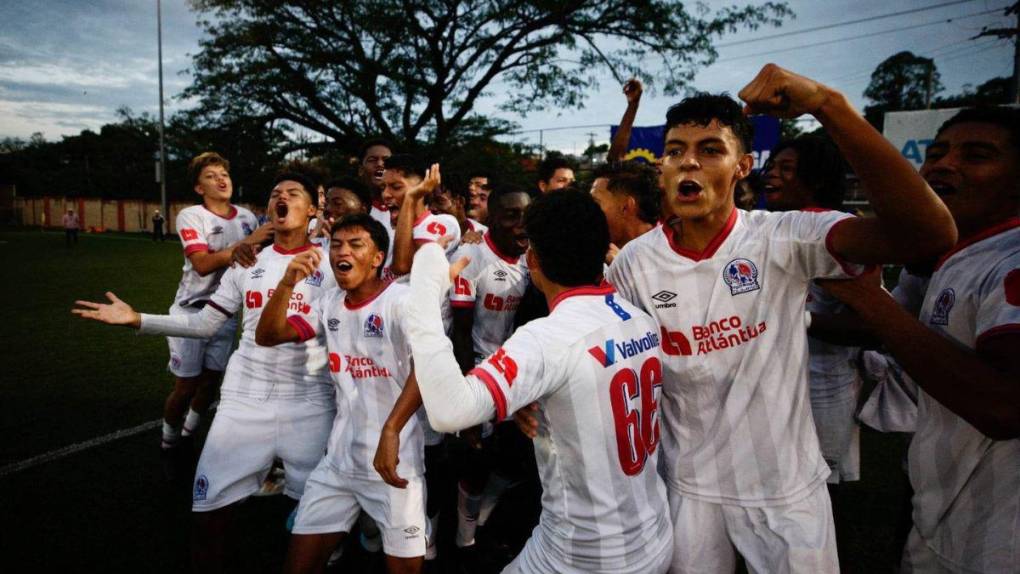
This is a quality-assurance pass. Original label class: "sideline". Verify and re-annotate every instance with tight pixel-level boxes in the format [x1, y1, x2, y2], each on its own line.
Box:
[0, 419, 160, 478]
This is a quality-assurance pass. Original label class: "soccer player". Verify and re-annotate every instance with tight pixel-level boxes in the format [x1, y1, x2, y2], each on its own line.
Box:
[818, 106, 1020, 574]
[606, 64, 956, 572]
[445, 185, 531, 553]
[309, 177, 372, 246]
[589, 161, 660, 264]
[535, 156, 575, 194]
[607, 78, 643, 163]
[358, 138, 394, 231]
[406, 189, 673, 573]
[73, 173, 336, 573]
[384, 157, 461, 277]
[466, 172, 490, 225]
[159, 152, 266, 478]
[762, 136, 863, 492]
[255, 213, 429, 574]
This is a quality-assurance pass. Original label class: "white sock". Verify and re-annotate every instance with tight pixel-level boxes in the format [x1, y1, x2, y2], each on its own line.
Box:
[161, 420, 180, 449]
[456, 483, 482, 548]
[181, 408, 201, 437]
[477, 473, 512, 527]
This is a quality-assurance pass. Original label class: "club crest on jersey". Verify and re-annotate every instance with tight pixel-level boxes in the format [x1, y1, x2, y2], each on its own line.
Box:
[242, 222, 253, 234]
[588, 332, 660, 367]
[327, 318, 340, 332]
[723, 258, 760, 295]
[930, 288, 955, 325]
[250, 268, 265, 279]
[193, 475, 209, 501]
[364, 314, 384, 337]
[305, 270, 324, 287]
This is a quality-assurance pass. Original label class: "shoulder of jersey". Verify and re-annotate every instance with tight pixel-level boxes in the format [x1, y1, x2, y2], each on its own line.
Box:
[236, 205, 257, 218]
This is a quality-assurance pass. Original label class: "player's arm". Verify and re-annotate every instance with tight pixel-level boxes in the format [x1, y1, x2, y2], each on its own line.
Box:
[72, 291, 232, 338]
[820, 276, 1020, 440]
[607, 78, 642, 162]
[390, 164, 441, 276]
[451, 307, 476, 374]
[374, 369, 423, 489]
[739, 64, 957, 265]
[254, 250, 322, 346]
[189, 222, 274, 276]
[807, 310, 881, 349]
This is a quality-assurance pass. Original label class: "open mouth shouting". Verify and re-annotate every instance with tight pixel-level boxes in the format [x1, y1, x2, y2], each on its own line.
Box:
[927, 179, 957, 196]
[373, 169, 385, 185]
[675, 179, 704, 203]
[335, 260, 354, 276]
[274, 201, 290, 223]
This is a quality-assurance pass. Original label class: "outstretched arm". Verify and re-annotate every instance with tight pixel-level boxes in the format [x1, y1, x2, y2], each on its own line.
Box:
[739, 64, 956, 265]
[390, 164, 441, 276]
[607, 79, 643, 162]
[73, 291, 230, 338]
[255, 250, 321, 346]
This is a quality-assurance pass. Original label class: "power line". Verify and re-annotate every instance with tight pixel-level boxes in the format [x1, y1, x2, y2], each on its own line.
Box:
[716, 0, 979, 48]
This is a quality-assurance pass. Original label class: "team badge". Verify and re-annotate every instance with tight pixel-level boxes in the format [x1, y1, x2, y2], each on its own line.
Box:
[193, 475, 209, 501]
[364, 314, 384, 337]
[305, 270, 323, 287]
[242, 222, 253, 234]
[723, 258, 760, 295]
[328, 318, 340, 332]
[930, 288, 955, 325]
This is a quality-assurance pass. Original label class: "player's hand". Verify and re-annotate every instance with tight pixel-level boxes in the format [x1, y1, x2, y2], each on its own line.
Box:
[449, 255, 470, 283]
[605, 243, 620, 265]
[282, 249, 322, 287]
[623, 78, 643, 105]
[72, 292, 141, 328]
[408, 163, 441, 200]
[374, 427, 408, 489]
[461, 230, 483, 245]
[232, 242, 261, 268]
[246, 222, 275, 246]
[816, 266, 885, 311]
[738, 64, 833, 119]
[513, 403, 541, 439]
[310, 215, 335, 240]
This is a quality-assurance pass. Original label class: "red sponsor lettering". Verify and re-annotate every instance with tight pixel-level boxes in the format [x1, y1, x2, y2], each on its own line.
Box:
[660, 326, 692, 356]
[245, 290, 263, 309]
[426, 221, 447, 236]
[180, 228, 199, 241]
[328, 352, 342, 373]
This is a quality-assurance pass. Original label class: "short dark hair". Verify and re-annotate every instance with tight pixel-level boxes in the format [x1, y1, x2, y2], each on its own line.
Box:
[665, 93, 754, 154]
[487, 184, 530, 215]
[765, 135, 847, 210]
[188, 152, 229, 187]
[325, 177, 372, 211]
[936, 106, 1020, 155]
[439, 172, 471, 204]
[359, 138, 393, 161]
[384, 154, 426, 180]
[594, 161, 661, 224]
[272, 172, 317, 202]
[524, 190, 608, 287]
[537, 156, 574, 184]
[331, 213, 390, 277]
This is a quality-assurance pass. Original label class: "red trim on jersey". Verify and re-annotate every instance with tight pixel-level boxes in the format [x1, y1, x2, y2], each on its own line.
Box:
[484, 233, 521, 265]
[372, 200, 388, 212]
[287, 315, 316, 342]
[824, 216, 865, 277]
[412, 209, 430, 229]
[273, 242, 316, 255]
[934, 217, 1020, 272]
[344, 281, 392, 310]
[976, 324, 1020, 348]
[548, 284, 616, 311]
[469, 367, 507, 421]
[661, 207, 737, 261]
[184, 243, 209, 256]
[207, 301, 233, 318]
[467, 219, 478, 232]
[801, 207, 831, 213]
[203, 205, 238, 220]
[450, 300, 475, 309]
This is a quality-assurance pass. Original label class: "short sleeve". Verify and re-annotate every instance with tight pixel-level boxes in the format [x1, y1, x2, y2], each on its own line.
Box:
[175, 210, 209, 256]
[207, 265, 245, 317]
[466, 328, 556, 420]
[975, 254, 1020, 347]
[414, 213, 462, 256]
[767, 210, 867, 281]
[288, 290, 326, 343]
[606, 251, 637, 306]
[449, 245, 477, 309]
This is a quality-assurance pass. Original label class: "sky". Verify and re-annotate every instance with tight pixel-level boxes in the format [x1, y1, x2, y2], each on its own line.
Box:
[0, 0, 1014, 152]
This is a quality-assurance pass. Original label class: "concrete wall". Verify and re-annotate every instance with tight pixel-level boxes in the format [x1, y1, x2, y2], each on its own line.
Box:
[13, 197, 258, 235]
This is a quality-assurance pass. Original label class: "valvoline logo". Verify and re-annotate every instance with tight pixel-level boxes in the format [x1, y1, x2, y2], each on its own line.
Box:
[587, 331, 660, 367]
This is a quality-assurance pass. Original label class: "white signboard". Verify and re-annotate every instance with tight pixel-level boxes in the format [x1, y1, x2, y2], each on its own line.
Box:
[883, 108, 963, 170]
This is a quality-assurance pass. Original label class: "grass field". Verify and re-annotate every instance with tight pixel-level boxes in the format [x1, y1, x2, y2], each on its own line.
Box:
[1, 227, 915, 573]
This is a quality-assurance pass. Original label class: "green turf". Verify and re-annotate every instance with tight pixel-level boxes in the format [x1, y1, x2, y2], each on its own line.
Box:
[0, 228, 916, 572]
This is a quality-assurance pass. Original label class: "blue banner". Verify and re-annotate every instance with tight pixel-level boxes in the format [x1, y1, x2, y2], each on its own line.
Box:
[610, 115, 781, 169]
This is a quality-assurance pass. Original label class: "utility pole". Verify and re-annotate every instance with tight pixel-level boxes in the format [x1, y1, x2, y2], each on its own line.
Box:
[974, 1, 1020, 103]
[156, 0, 168, 217]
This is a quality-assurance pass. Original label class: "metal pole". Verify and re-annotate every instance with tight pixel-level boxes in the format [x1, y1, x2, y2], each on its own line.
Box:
[157, 0, 167, 218]
[1012, 5, 1020, 104]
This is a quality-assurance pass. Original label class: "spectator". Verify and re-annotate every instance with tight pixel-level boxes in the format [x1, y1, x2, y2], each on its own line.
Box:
[62, 208, 79, 247]
[152, 209, 166, 242]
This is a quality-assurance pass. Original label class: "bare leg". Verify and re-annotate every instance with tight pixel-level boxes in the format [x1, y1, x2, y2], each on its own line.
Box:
[284, 532, 347, 574]
[385, 554, 424, 574]
[192, 505, 234, 574]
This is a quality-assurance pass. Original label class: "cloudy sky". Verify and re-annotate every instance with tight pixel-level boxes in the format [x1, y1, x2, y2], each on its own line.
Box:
[0, 0, 1014, 150]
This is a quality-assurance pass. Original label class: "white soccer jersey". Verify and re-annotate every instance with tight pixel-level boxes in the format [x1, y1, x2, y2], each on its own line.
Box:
[412, 211, 461, 257]
[907, 218, 1020, 573]
[467, 285, 671, 573]
[607, 208, 865, 506]
[806, 282, 859, 394]
[370, 202, 395, 265]
[466, 218, 488, 235]
[208, 243, 336, 399]
[891, 267, 931, 318]
[449, 233, 530, 362]
[173, 204, 258, 307]
[291, 282, 423, 479]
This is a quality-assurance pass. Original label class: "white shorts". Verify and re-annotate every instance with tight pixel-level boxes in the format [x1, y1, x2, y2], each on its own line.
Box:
[501, 522, 672, 574]
[191, 393, 335, 512]
[292, 463, 427, 558]
[667, 482, 838, 574]
[166, 303, 237, 378]
[809, 375, 862, 484]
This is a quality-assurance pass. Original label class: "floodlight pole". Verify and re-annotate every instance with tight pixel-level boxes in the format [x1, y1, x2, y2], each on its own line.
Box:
[157, 0, 167, 218]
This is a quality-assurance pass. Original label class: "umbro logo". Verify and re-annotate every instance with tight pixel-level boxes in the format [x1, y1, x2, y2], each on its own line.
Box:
[403, 526, 421, 538]
[327, 318, 340, 332]
[250, 268, 265, 279]
[651, 290, 677, 309]
[493, 270, 508, 281]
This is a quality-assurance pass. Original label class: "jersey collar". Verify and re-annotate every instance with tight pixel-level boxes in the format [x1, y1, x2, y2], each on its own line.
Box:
[203, 204, 238, 220]
[484, 232, 521, 265]
[934, 216, 1020, 271]
[272, 242, 315, 255]
[548, 284, 616, 312]
[344, 280, 392, 310]
[661, 207, 738, 262]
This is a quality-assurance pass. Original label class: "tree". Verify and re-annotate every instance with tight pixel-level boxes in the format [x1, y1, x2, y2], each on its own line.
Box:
[863, 51, 943, 129]
[935, 76, 1011, 108]
[185, 0, 791, 152]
